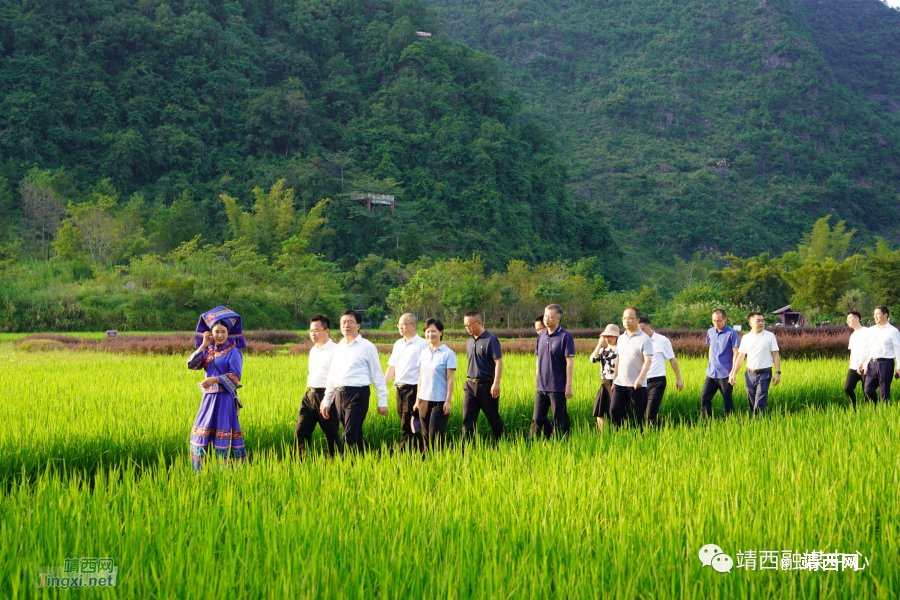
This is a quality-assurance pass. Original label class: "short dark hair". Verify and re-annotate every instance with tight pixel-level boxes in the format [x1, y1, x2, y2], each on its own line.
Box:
[638, 315, 652, 325]
[848, 311, 861, 320]
[748, 311, 765, 319]
[340, 310, 362, 325]
[545, 304, 563, 317]
[535, 316, 544, 324]
[623, 307, 641, 318]
[464, 311, 482, 322]
[424, 318, 445, 340]
[876, 305, 890, 316]
[713, 309, 727, 319]
[310, 314, 330, 330]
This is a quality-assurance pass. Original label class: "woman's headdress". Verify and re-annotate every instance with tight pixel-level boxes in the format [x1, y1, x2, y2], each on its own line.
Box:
[195, 306, 246, 349]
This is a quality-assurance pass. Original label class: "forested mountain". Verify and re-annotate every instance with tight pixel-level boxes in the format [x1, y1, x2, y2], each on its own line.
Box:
[3, 0, 900, 331]
[423, 0, 900, 271]
[799, 0, 900, 100]
[2, 0, 900, 286]
[0, 0, 618, 274]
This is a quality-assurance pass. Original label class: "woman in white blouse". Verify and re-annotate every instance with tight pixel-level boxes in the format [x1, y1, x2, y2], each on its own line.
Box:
[590, 324, 620, 433]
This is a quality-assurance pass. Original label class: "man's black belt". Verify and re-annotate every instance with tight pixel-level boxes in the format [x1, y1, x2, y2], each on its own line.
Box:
[871, 357, 894, 362]
[335, 386, 368, 391]
[647, 375, 666, 382]
[747, 367, 772, 374]
[467, 377, 493, 383]
[395, 383, 417, 390]
[307, 387, 325, 393]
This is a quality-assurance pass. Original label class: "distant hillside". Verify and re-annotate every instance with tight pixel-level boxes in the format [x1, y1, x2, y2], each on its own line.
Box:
[0, 0, 620, 275]
[799, 0, 900, 100]
[424, 0, 900, 270]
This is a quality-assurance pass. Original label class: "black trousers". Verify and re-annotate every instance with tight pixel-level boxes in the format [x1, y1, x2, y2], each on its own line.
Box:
[334, 386, 370, 454]
[461, 380, 504, 443]
[864, 359, 894, 403]
[420, 400, 450, 451]
[395, 385, 423, 452]
[645, 376, 667, 427]
[531, 391, 569, 440]
[844, 368, 863, 408]
[295, 388, 343, 458]
[700, 376, 734, 421]
[610, 384, 647, 430]
[745, 370, 772, 417]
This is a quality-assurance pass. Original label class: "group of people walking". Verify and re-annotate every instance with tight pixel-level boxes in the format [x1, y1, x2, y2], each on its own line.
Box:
[293, 309, 505, 459]
[844, 306, 900, 407]
[184, 302, 894, 469]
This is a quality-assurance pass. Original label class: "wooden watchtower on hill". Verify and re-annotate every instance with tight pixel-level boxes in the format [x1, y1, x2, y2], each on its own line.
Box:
[352, 193, 395, 215]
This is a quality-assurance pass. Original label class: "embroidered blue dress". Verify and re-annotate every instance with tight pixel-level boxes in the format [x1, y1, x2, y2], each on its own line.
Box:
[187, 343, 246, 470]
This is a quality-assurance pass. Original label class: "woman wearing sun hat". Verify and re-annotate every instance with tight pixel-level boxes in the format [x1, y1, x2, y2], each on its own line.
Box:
[590, 324, 620, 433]
[187, 306, 247, 471]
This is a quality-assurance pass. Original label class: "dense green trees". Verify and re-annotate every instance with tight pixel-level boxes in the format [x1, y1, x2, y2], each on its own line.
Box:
[423, 0, 900, 262]
[3, 0, 900, 332]
[0, 0, 619, 271]
[385, 256, 609, 328]
[708, 253, 794, 309]
[862, 252, 900, 310]
[706, 216, 866, 319]
[2, 212, 899, 332]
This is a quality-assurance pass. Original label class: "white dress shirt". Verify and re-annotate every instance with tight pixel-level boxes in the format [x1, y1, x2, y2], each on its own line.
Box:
[322, 336, 389, 408]
[307, 339, 336, 388]
[388, 334, 429, 385]
[646, 333, 675, 379]
[860, 322, 900, 367]
[847, 327, 869, 370]
[737, 330, 779, 370]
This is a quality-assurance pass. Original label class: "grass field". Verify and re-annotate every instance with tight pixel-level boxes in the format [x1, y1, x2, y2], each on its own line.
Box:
[2, 342, 898, 598]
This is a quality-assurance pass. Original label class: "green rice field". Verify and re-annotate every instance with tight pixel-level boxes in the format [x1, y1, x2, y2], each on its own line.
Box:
[2, 342, 898, 598]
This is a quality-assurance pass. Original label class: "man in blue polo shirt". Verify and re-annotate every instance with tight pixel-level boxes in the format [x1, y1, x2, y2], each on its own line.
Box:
[701, 308, 740, 421]
[532, 304, 576, 439]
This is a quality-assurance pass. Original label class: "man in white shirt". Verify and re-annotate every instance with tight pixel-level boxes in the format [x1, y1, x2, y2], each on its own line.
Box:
[844, 311, 868, 408]
[385, 313, 429, 452]
[295, 315, 343, 459]
[729, 312, 781, 417]
[321, 310, 389, 454]
[611, 307, 654, 430]
[638, 315, 684, 428]
[858, 305, 900, 404]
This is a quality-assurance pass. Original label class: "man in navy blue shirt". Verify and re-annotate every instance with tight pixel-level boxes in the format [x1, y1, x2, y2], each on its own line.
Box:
[532, 304, 576, 439]
[701, 309, 740, 421]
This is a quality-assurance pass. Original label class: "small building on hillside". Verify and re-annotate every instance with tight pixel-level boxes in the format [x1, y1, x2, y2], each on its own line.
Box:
[772, 305, 805, 327]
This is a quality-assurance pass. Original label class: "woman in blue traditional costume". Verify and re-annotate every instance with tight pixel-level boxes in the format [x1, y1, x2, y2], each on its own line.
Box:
[187, 306, 247, 471]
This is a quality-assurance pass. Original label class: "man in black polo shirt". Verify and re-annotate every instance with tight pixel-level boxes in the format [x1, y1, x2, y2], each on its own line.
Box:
[461, 311, 504, 444]
[532, 304, 575, 440]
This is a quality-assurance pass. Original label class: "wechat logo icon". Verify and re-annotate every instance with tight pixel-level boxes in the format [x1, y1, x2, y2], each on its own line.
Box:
[698, 543, 734, 574]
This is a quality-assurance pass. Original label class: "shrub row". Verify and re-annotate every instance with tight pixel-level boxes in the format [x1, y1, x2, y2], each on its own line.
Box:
[13, 327, 852, 360]
[14, 333, 280, 356]
[358, 326, 850, 342]
[289, 330, 852, 360]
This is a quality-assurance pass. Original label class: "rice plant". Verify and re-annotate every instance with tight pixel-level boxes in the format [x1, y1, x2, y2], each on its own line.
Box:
[2, 342, 896, 598]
